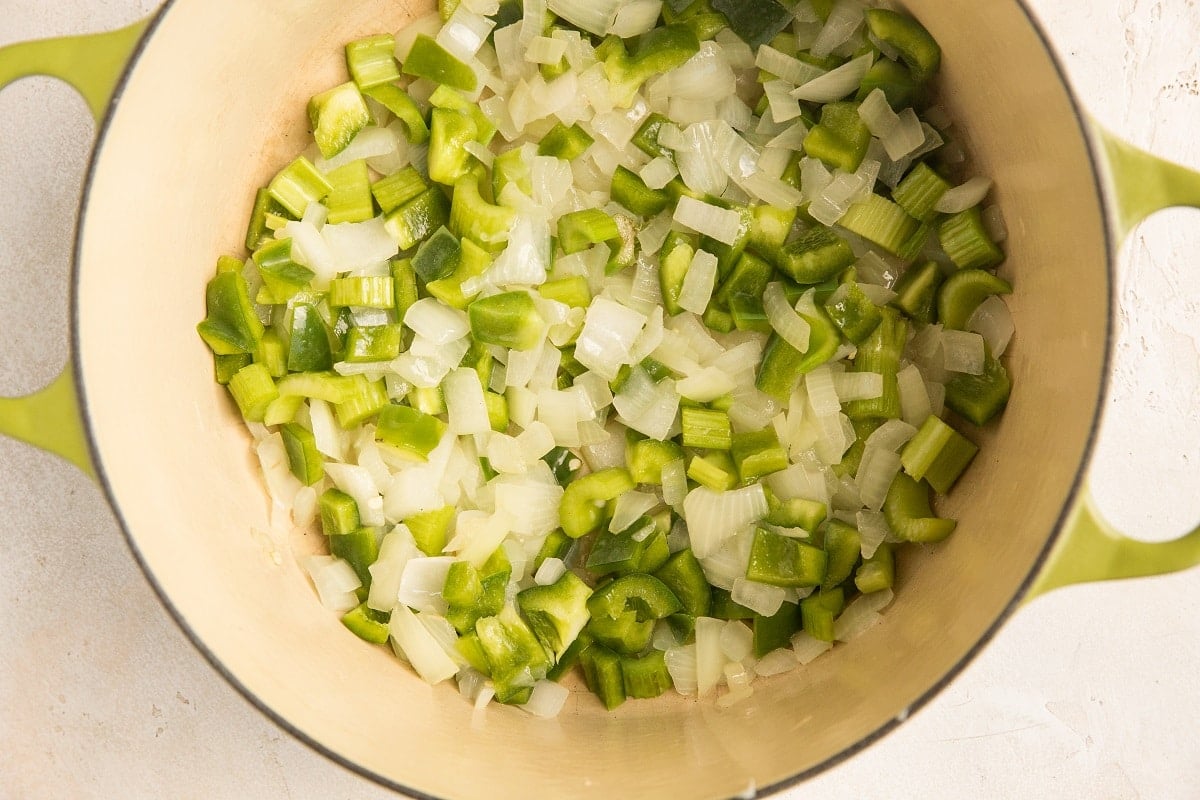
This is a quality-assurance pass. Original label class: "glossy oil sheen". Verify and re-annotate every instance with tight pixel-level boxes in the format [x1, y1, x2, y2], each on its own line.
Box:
[74, 1, 1109, 797]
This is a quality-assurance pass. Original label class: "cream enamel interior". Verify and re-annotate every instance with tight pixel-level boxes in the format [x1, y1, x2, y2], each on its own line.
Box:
[75, 1, 1109, 797]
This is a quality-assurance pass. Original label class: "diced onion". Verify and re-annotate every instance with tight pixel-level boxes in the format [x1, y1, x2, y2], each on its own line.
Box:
[397, 556, 455, 615]
[731, 577, 786, 618]
[791, 53, 873, 104]
[303, 555, 362, 613]
[665, 644, 698, 695]
[834, 588, 894, 641]
[609, 490, 660, 533]
[694, 617, 726, 697]
[683, 484, 769, 558]
[404, 298, 470, 344]
[718, 620, 754, 663]
[520, 679, 570, 718]
[810, 0, 866, 58]
[935, 176, 994, 214]
[942, 329, 987, 375]
[673, 196, 743, 245]
[754, 647, 799, 677]
[897, 364, 933, 426]
[967, 295, 1015, 357]
[534, 557, 568, 586]
[791, 631, 833, 665]
[763, 282, 812, 352]
[678, 249, 719, 314]
[390, 604, 460, 684]
[661, 458, 688, 512]
[856, 510, 889, 559]
[444, 368, 491, 436]
[574, 297, 647, 380]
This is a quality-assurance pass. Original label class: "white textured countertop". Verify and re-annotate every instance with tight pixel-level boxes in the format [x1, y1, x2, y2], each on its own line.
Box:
[2, 2, 1198, 798]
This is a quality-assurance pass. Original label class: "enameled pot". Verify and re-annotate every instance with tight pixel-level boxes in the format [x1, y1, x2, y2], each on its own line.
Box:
[2, 3, 1200, 798]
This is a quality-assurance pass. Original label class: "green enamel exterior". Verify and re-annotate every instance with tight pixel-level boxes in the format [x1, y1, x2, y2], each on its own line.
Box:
[1029, 123, 1200, 600]
[0, 19, 149, 479]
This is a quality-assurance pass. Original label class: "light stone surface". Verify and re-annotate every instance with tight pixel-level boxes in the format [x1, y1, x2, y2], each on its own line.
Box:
[1, 2, 1198, 798]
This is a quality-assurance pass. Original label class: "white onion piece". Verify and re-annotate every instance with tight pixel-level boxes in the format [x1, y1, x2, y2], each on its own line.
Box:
[732, 578, 786, 618]
[640, 156, 679, 190]
[754, 647, 799, 677]
[832, 370, 883, 402]
[866, 419, 919, 453]
[390, 604, 460, 684]
[763, 282, 812, 352]
[719, 621, 754, 662]
[665, 41, 736, 100]
[609, 0, 662, 37]
[368, 527, 420, 611]
[791, 53, 873, 104]
[678, 249, 719, 314]
[683, 484, 768, 558]
[805, 365, 841, 415]
[897, 364, 933, 426]
[810, 0, 866, 58]
[397, 556, 455, 615]
[324, 218, 400, 273]
[524, 34, 567, 65]
[665, 644, 698, 695]
[767, 119, 810, 151]
[791, 631, 833, 665]
[404, 299, 470, 344]
[520, 679, 570, 718]
[856, 510, 890, 559]
[834, 588, 894, 642]
[763, 80, 804, 124]
[443, 368, 491, 436]
[533, 557, 568, 586]
[676, 367, 737, 403]
[674, 122, 728, 196]
[855, 447, 902, 512]
[437, 6, 495, 59]
[326, 462, 385, 526]
[637, 211, 674, 254]
[968, 295, 1015, 357]
[610, 490, 660, 534]
[574, 297, 647, 380]
[661, 457, 688, 513]
[694, 617, 726, 697]
[303, 556, 362, 613]
[756, 45, 827, 85]
[698, 530, 753, 590]
[799, 157, 834, 204]
[935, 176, 994, 214]
[717, 93, 754, 132]
[674, 196, 743, 245]
[718, 663, 754, 708]
[942, 329, 986, 375]
[982, 204, 1008, 243]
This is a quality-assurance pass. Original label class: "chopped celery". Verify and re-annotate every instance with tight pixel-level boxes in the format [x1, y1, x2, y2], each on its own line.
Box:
[346, 34, 401, 90]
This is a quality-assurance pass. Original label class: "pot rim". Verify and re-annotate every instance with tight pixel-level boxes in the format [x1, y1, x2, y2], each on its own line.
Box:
[68, 3, 1116, 796]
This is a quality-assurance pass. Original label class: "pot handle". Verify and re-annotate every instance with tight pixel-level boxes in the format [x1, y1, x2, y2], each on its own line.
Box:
[1028, 126, 1200, 600]
[0, 19, 150, 479]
